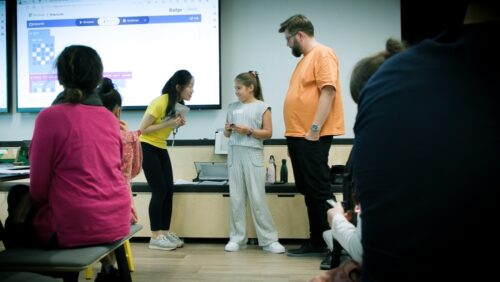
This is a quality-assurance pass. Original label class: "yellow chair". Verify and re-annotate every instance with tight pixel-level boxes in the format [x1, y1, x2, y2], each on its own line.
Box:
[124, 240, 135, 271]
[85, 239, 134, 280]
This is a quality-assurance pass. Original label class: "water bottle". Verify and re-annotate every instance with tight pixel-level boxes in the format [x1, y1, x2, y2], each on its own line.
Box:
[280, 159, 288, 183]
[266, 155, 276, 183]
[271, 155, 277, 182]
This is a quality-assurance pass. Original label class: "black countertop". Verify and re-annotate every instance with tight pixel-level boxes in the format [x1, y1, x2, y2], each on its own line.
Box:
[0, 181, 343, 194]
[131, 182, 343, 193]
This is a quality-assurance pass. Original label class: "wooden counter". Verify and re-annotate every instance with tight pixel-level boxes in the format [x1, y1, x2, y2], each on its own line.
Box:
[131, 182, 342, 239]
[0, 182, 342, 239]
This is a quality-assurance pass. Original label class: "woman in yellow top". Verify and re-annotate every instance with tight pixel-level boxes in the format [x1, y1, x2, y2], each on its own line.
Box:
[139, 70, 194, 251]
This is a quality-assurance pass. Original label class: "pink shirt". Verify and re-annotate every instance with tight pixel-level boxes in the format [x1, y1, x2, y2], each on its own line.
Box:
[29, 104, 131, 247]
[120, 129, 142, 183]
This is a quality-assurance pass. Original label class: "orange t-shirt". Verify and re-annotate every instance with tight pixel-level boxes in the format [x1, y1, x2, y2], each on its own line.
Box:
[283, 44, 345, 137]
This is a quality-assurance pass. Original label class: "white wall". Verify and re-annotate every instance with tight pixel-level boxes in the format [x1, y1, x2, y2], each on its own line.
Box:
[0, 0, 401, 141]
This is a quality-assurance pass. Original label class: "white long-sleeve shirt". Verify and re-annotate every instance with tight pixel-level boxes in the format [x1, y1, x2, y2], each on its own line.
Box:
[331, 213, 363, 264]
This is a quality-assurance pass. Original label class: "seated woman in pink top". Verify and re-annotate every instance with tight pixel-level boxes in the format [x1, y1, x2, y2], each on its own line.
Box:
[97, 77, 143, 224]
[5, 46, 131, 277]
[28, 45, 131, 248]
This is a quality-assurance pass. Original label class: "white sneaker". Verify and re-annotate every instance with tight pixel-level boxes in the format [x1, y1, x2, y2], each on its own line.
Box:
[224, 241, 247, 252]
[263, 242, 286, 254]
[165, 232, 184, 248]
[149, 235, 177, 251]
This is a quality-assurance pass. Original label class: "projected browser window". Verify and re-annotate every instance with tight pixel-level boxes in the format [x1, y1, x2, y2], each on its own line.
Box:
[0, 0, 7, 112]
[16, 0, 220, 112]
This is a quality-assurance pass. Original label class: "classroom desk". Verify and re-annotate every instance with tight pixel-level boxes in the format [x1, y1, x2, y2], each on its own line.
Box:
[130, 182, 343, 239]
[0, 174, 29, 182]
[0, 164, 29, 182]
[131, 182, 343, 193]
[0, 181, 343, 239]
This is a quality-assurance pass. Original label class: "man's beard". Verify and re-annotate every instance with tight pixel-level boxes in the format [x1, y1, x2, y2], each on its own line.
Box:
[291, 44, 302, 57]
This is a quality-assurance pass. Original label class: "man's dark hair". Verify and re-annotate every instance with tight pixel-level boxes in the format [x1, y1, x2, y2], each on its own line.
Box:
[278, 14, 314, 37]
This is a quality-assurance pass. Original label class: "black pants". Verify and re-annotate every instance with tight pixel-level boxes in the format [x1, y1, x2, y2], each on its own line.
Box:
[287, 136, 333, 246]
[141, 142, 174, 231]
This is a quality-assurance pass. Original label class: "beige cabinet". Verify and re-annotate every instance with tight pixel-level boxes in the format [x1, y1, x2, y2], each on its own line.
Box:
[133, 192, 231, 238]
[246, 193, 309, 239]
[132, 192, 310, 239]
[1, 191, 338, 240]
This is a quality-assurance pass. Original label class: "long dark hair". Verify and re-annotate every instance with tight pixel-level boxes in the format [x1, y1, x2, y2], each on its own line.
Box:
[97, 77, 122, 112]
[56, 45, 103, 103]
[161, 70, 193, 117]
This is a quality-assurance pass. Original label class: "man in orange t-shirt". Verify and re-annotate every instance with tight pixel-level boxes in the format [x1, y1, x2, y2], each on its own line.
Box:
[279, 14, 344, 257]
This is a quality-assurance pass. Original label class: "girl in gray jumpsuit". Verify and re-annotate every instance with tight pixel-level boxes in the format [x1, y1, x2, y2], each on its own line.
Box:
[223, 71, 285, 254]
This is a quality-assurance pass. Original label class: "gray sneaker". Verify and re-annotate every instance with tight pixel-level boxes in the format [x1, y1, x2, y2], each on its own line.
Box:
[149, 235, 177, 251]
[165, 232, 184, 248]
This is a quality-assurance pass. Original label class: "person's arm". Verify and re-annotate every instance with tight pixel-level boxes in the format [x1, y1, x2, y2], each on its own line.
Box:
[305, 85, 335, 141]
[119, 128, 141, 224]
[127, 181, 139, 224]
[129, 130, 143, 179]
[223, 123, 232, 137]
[29, 111, 56, 206]
[224, 111, 232, 137]
[250, 108, 272, 139]
[328, 205, 363, 263]
[139, 113, 183, 134]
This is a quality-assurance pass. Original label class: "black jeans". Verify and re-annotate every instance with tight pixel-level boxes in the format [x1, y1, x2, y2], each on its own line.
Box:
[287, 136, 333, 246]
[141, 142, 174, 231]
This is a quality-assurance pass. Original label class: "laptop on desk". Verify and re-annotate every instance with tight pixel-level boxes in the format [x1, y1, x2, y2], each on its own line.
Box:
[194, 162, 228, 183]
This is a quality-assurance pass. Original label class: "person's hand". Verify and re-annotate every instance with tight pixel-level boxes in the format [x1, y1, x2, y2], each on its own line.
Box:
[119, 120, 129, 131]
[232, 124, 251, 135]
[309, 270, 334, 282]
[327, 203, 345, 227]
[305, 130, 320, 141]
[177, 116, 186, 127]
[344, 210, 354, 222]
[167, 116, 185, 128]
[131, 205, 138, 224]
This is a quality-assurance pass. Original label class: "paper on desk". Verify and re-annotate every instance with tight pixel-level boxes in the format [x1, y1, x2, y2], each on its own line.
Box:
[174, 179, 228, 185]
[198, 180, 228, 185]
[0, 168, 30, 174]
[174, 179, 198, 185]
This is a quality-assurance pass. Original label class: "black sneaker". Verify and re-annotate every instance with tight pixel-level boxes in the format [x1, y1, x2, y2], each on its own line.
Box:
[287, 242, 328, 257]
[95, 266, 120, 282]
[320, 251, 333, 270]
